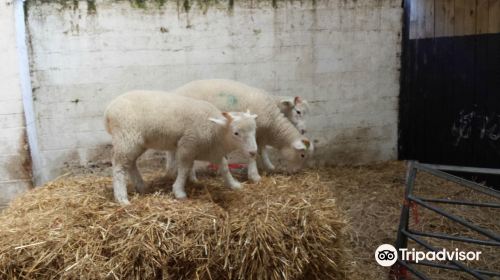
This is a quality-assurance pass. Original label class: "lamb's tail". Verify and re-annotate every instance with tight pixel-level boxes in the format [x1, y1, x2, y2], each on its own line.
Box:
[104, 97, 127, 135]
[104, 110, 113, 134]
[104, 115, 111, 134]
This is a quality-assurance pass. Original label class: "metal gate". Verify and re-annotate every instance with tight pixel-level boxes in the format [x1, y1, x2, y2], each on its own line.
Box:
[393, 161, 500, 280]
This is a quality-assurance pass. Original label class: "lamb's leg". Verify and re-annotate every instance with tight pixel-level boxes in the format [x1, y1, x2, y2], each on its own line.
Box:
[247, 157, 262, 183]
[219, 157, 241, 189]
[172, 149, 194, 199]
[260, 146, 275, 171]
[112, 161, 130, 205]
[189, 166, 199, 183]
[172, 162, 192, 199]
[112, 143, 145, 205]
[165, 150, 177, 178]
[130, 161, 146, 194]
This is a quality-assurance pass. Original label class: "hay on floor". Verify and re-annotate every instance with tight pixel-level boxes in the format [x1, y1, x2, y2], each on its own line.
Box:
[320, 162, 500, 280]
[0, 171, 351, 280]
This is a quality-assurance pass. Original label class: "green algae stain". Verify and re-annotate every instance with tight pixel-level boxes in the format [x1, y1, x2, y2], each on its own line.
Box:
[86, 0, 96, 14]
[130, 0, 147, 9]
[183, 0, 191, 12]
[127, 0, 165, 9]
[25, 0, 319, 13]
[156, 0, 167, 7]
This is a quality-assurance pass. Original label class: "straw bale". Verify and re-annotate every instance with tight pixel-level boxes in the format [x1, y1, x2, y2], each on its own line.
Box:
[0, 171, 351, 280]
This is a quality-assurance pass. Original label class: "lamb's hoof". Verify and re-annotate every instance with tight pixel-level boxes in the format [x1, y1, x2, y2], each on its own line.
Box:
[174, 192, 187, 200]
[229, 181, 242, 190]
[189, 176, 199, 183]
[117, 199, 131, 206]
[265, 165, 275, 171]
[248, 174, 262, 183]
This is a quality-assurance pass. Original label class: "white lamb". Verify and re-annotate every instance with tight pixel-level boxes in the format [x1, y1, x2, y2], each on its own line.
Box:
[104, 90, 258, 205]
[276, 95, 310, 135]
[258, 95, 311, 170]
[168, 79, 313, 182]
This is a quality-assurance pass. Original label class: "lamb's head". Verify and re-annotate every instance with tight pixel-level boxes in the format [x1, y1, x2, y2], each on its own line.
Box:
[279, 137, 314, 172]
[279, 96, 309, 135]
[209, 111, 258, 158]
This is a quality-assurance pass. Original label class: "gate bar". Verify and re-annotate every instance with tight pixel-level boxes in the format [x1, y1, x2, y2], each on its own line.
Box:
[419, 198, 500, 208]
[419, 163, 500, 175]
[411, 260, 500, 277]
[408, 195, 500, 242]
[395, 161, 418, 256]
[414, 163, 500, 199]
[408, 229, 500, 246]
[402, 230, 487, 280]
[396, 260, 431, 280]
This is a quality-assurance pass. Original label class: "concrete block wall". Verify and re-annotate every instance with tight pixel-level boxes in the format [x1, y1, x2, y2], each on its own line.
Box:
[0, 0, 33, 207]
[24, 0, 402, 185]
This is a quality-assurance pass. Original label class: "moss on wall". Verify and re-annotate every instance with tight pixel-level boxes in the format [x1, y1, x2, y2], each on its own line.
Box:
[27, 0, 79, 10]
[24, 0, 97, 15]
[183, 0, 190, 12]
[87, 0, 96, 13]
[24, 0, 321, 14]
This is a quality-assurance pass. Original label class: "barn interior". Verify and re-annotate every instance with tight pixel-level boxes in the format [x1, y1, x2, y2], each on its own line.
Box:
[0, 0, 499, 279]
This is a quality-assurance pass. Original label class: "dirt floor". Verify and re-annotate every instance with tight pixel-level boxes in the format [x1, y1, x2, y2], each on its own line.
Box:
[319, 161, 408, 279]
[317, 161, 499, 280]
[2, 160, 499, 279]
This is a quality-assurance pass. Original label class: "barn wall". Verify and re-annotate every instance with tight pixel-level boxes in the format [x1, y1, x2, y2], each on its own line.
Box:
[25, 0, 403, 185]
[0, 1, 33, 207]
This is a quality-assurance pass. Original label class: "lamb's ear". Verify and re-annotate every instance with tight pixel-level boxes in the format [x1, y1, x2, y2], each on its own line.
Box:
[208, 117, 227, 126]
[301, 100, 310, 112]
[222, 112, 234, 123]
[244, 109, 258, 119]
[292, 139, 307, 151]
[280, 99, 294, 108]
[294, 96, 302, 105]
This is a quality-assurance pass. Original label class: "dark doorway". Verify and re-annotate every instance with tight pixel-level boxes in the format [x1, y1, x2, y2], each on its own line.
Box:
[399, 0, 500, 184]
